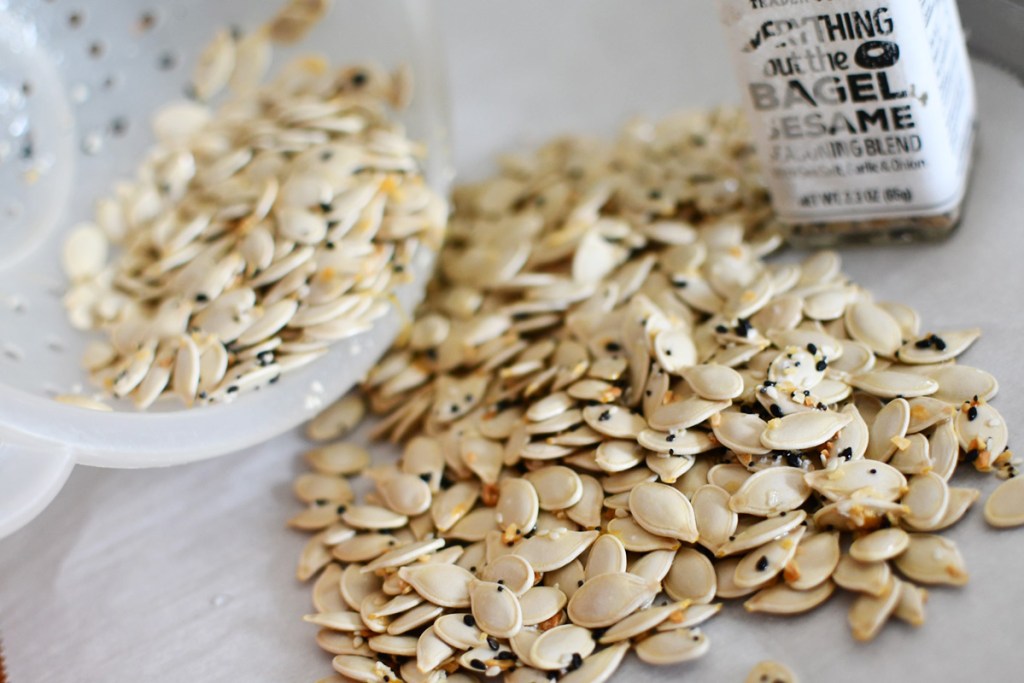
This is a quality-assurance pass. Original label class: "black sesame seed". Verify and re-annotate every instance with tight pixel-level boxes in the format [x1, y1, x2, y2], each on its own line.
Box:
[463, 615, 476, 627]
[967, 405, 978, 421]
[869, 468, 877, 474]
[487, 636, 499, 650]
[418, 473, 432, 483]
[496, 651, 516, 660]
[577, 579, 584, 587]
[598, 410, 612, 422]
[605, 341, 622, 352]
[931, 334, 947, 351]
[840, 447, 853, 461]
[815, 360, 828, 371]
[756, 556, 769, 571]
[226, 385, 239, 394]
[195, 293, 209, 303]
[769, 404, 783, 418]
[569, 652, 584, 671]
[914, 338, 932, 349]
[497, 585, 505, 592]
[469, 658, 486, 670]
[806, 343, 818, 354]
[666, 433, 676, 442]
[314, 498, 328, 506]
[715, 324, 728, 334]
[965, 449, 979, 463]
[109, 117, 128, 136]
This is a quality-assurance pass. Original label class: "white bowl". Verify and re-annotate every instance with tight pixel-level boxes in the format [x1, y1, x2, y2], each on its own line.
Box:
[0, 0, 452, 537]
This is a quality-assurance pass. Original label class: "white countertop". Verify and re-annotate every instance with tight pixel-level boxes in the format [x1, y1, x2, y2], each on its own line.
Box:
[2, 2, 1024, 681]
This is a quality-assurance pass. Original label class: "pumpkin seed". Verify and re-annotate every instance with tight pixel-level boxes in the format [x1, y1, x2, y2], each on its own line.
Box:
[470, 579, 523, 638]
[634, 627, 710, 665]
[529, 624, 595, 670]
[832, 555, 892, 596]
[744, 579, 834, 615]
[567, 572, 659, 628]
[849, 528, 910, 563]
[729, 467, 811, 516]
[628, 482, 699, 542]
[847, 577, 900, 641]
[893, 534, 969, 586]
[761, 410, 853, 451]
[785, 532, 840, 590]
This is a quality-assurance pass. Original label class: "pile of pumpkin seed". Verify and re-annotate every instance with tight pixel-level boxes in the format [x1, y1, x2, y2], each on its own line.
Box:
[60, 9, 446, 409]
[290, 107, 1019, 683]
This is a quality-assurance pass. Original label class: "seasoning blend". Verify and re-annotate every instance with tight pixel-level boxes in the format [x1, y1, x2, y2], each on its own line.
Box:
[717, 0, 976, 245]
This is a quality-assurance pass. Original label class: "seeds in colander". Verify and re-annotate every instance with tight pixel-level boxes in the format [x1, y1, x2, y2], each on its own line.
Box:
[63, 28, 444, 410]
[289, 107, 1016, 678]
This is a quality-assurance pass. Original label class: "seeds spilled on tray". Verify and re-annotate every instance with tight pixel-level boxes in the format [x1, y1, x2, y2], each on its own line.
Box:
[290, 108, 1016, 682]
[61, 19, 446, 409]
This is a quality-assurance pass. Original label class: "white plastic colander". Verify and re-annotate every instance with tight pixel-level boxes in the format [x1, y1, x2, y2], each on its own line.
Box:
[0, 0, 451, 538]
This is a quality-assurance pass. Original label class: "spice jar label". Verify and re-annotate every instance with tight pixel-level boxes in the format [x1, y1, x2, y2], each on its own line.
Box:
[717, 0, 975, 225]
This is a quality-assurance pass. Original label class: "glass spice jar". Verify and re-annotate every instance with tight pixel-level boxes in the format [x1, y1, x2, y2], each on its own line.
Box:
[716, 0, 977, 246]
